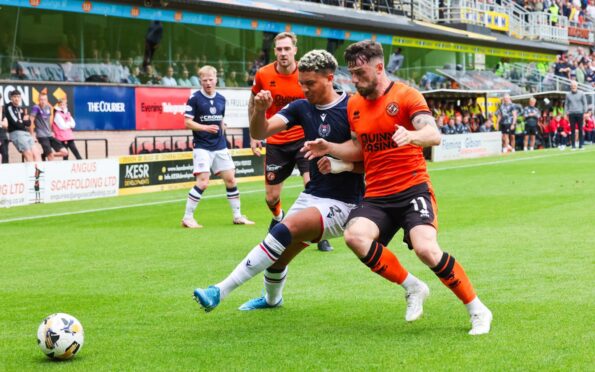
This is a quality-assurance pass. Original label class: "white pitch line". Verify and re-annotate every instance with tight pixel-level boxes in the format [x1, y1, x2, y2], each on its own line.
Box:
[0, 184, 304, 224]
[1, 148, 591, 224]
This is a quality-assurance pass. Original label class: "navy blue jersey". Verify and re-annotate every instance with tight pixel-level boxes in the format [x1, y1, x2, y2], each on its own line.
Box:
[276, 93, 364, 204]
[184, 90, 227, 151]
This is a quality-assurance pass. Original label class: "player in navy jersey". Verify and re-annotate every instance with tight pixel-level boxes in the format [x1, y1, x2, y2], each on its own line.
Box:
[193, 50, 364, 312]
[181, 65, 254, 228]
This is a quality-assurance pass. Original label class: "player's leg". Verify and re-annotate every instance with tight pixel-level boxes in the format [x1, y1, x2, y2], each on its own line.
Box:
[344, 206, 429, 321]
[501, 130, 509, 152]
[182, 149, 211, 228]
[523, 133, 529, 151]
[264, 143, 295, 229]
[193, 199, 323, 312]
[509, 132, 516, 152]
[404, 187, 492, 335]
[214, 149, 254, 225]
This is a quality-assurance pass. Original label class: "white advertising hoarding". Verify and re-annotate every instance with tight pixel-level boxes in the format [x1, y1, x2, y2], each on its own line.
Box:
[0, 159, 119, 207]
[432, 132, 501, 162]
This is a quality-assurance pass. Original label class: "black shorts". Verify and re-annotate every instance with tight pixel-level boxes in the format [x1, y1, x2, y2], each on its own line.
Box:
[525, 125, 538, 135]
[38, 137, 64, 156]
[347, 182, 438, 249]
[500, 124, 514, 135]
[265, 139, 309, 185]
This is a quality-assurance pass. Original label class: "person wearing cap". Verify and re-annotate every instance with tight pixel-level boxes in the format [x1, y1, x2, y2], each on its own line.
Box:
[3, 90, 41, 162]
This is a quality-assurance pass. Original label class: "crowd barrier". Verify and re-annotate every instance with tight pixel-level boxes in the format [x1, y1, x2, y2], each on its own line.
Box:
[0, 149, 264, 207]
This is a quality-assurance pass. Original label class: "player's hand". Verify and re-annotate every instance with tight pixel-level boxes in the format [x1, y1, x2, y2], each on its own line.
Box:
[301, 138, 330, 160]
[254, 90, 273, 112]
[250, 138, 263, 157]
[202, 124, 219, 134]
[392, 125, 414, 147]
[317, 156, 332, 175]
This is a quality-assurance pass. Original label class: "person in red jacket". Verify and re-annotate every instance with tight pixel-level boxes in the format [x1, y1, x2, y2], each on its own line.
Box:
[584, 109, 594, 144]
[550, 113, 570, 149]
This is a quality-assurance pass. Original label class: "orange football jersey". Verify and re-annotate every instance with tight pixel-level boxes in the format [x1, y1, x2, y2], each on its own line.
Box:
[348, 82, 433, 198]
[252, 62, 305, 144]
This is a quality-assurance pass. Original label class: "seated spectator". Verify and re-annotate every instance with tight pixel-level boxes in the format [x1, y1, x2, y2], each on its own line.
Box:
[441, 117, 456, 135]
[128, 65, 141, 85]
[30, 92, 68, 161]
[141, 64, 160, 85]
[455, 114, 470, 134]
[225, 70, 239, 87]
[190, 65, 201, 86]
[57, 34, 76, 63]
[549, 113, 570, 149]
[52, 96, 82, 160]
[479, 118, 495, 132]
[3, 90, 41, 162]
[161, 65, 177, 86]
[177, 68, 192, 87]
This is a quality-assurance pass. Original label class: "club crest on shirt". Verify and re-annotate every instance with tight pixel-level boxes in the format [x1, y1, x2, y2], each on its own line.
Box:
[386, 102, 399, 116]
[209, 106, 217, 115]
[318, 123, 331, 137]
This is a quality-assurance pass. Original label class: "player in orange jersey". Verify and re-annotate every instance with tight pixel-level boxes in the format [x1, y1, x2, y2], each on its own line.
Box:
[302, 40, 492, 335]
[249, 32, 333, 251]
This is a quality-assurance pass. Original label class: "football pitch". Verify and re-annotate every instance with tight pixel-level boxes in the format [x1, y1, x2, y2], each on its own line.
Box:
[1, 149, 594, 371]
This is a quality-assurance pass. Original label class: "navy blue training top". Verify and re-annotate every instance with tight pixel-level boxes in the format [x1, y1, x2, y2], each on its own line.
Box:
[185, 90, 227, 151]
[276, 93, 364, 205]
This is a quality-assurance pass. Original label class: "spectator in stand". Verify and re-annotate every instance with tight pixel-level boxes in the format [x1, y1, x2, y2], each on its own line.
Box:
[479, 117, 495, 132]
[0, 92, 8, 163]
[496, 94, 519, 152]
[161, 65, 177, 86]
[565, 80, 588, 149]
[178, 68, 192, 87]
[386, 48, 404, 75]
[444, 102, 456, 120]
[142, 64, 160, 85]
[190, 65, 201, 87]
[550, 112, 570, 149]
[554, 54, 571, 79]
[128, 65, 141, 85]
[442, 117, 457, 135]
[4, 90, 41, 162]
[52, 96, 82, 160]
[549, 0, 560, 24]
[467, 97, 485, 125]
[225, 71, 240, 87]
[30, 92, 68, 161]
[143, 20, 163, 72]
[522, 97, 540, 151]
[584, 109, 594, 143]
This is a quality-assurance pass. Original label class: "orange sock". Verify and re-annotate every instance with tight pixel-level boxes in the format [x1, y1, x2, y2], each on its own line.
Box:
[267, 200, 282, 217]
[432, 252, 476, 304]
[361, 241, 409, 284]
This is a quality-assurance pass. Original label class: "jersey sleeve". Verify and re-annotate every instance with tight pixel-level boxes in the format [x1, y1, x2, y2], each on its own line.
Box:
[405, 87, 431, 120]
[274, 101, 301, 128]
[184, 96, 195, 118]
[251, 69, 263, 95]
[30, 106, 40, 117]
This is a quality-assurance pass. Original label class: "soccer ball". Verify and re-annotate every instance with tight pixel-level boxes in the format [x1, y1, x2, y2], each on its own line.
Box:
[37, 313, 84, 360]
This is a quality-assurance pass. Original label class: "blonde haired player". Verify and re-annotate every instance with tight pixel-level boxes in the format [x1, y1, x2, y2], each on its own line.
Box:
[181, 65, 254, 228]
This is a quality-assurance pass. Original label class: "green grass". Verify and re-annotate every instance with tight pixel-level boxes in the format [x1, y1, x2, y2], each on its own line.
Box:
[1, 148, 594, 371]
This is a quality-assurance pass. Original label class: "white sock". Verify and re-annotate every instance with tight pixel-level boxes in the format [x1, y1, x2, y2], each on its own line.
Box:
[184, 186, 203, 219]
[215, 233, 286, 300]
[264, 267, 288, 305]
[400, 273, 422, 291]
[226, 187, 241, 219]
[465, 296, 487, 314]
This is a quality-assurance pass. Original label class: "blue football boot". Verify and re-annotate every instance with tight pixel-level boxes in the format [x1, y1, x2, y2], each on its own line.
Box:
[193, 286, 220, 313]
[238, 296, 283, 311]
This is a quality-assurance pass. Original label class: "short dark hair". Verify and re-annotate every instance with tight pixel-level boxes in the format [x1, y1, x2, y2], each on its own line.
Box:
[298, 50, 337, 74]
[344, 40, 384, 67]
[9, 90, 21, 97]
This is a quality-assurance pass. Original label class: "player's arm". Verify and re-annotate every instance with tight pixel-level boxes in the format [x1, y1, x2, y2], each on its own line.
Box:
[184, 117, 219, 134]
[250, 90, 288, 140]
[317, 157, 364, 175]
[392, 113, 441, 148]
[302, 131, 363, 162]
[248, 93, 264, 156]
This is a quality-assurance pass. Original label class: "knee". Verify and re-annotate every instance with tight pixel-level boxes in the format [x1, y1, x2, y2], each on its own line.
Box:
[413, 242, 442, 267]
[344, 227, 371, 257]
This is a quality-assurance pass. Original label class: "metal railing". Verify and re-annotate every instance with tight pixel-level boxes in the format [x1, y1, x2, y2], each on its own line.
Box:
[77, 138, 109, 159]
[131, 133, 243, 155]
